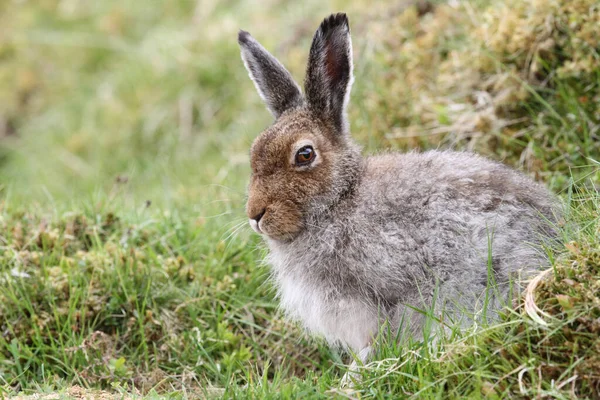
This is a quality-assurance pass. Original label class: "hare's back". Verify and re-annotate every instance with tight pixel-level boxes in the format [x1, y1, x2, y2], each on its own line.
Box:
[362, 150, 557, 219]
[358, 150, 558, 281]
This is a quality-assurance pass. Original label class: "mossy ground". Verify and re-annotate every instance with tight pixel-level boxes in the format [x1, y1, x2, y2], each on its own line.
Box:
[0, 0, 598, 398]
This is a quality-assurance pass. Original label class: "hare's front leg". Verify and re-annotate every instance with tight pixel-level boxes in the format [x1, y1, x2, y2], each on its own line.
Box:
[340, 346, 372, 387]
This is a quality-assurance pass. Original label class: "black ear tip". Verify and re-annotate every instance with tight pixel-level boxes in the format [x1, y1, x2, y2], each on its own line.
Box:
[238, 30, 252, 45]
[319, 13, 349, 35]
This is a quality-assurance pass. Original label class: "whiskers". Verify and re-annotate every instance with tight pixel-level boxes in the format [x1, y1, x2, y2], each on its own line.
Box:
[221, 217, 251, 244]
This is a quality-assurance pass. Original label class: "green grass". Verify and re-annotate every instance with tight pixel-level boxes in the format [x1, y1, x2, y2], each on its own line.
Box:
[0, 0, 599, 398]
[0, 199, 335, 395]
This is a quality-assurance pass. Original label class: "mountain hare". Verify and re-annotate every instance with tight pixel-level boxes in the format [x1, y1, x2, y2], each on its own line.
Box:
[238, 13, 559, 365]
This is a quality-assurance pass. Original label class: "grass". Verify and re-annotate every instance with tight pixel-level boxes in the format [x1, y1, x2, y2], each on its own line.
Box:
[0, 200, 333, 395]
[0, 0, 599, 398]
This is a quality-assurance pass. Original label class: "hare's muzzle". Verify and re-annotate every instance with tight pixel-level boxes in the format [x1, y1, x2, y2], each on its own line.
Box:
[248, 208, 266, 234]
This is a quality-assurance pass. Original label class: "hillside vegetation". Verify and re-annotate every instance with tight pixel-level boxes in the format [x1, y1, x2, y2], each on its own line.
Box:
[0, 0, 598, 398]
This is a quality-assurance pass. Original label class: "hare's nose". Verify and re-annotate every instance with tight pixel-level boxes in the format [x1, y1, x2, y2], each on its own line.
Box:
[251, 208, 266, 223]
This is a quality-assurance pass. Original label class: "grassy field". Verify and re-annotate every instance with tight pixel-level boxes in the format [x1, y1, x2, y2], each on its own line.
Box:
[0, 0, 599, 398]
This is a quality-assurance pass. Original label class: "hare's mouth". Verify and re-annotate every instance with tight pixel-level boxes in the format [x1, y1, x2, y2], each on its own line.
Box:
[246, 201, 304, 241]
[249, 218, 263, 234]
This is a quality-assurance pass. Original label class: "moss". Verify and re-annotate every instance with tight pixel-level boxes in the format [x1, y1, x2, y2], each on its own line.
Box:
[529, 243, 600, 394]
[354, 0, 600, 181]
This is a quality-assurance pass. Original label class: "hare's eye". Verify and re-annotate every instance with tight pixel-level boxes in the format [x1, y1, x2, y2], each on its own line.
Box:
[295, 145, 316, 166]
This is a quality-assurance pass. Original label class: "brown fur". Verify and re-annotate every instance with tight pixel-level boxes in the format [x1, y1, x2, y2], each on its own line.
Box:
[246, 110, 344, 241]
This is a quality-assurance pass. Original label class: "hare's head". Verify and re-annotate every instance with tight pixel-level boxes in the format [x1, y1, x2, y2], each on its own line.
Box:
[239, 13, 362, 242]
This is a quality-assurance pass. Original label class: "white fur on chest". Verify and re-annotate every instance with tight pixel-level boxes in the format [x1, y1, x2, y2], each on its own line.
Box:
[268, 248, 377, 352]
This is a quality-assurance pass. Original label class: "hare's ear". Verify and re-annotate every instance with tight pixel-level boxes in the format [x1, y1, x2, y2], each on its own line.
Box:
[238, 30, 303, 119]
[304, 13, 353, 135]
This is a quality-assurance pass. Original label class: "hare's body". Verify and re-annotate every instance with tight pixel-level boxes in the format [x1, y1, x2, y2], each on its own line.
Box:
[238, 14, 560, 359]
[267, 150, 556, 351]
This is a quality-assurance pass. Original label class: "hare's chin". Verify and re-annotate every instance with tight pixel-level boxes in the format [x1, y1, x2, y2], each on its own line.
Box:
[248, 219, 263, 235]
